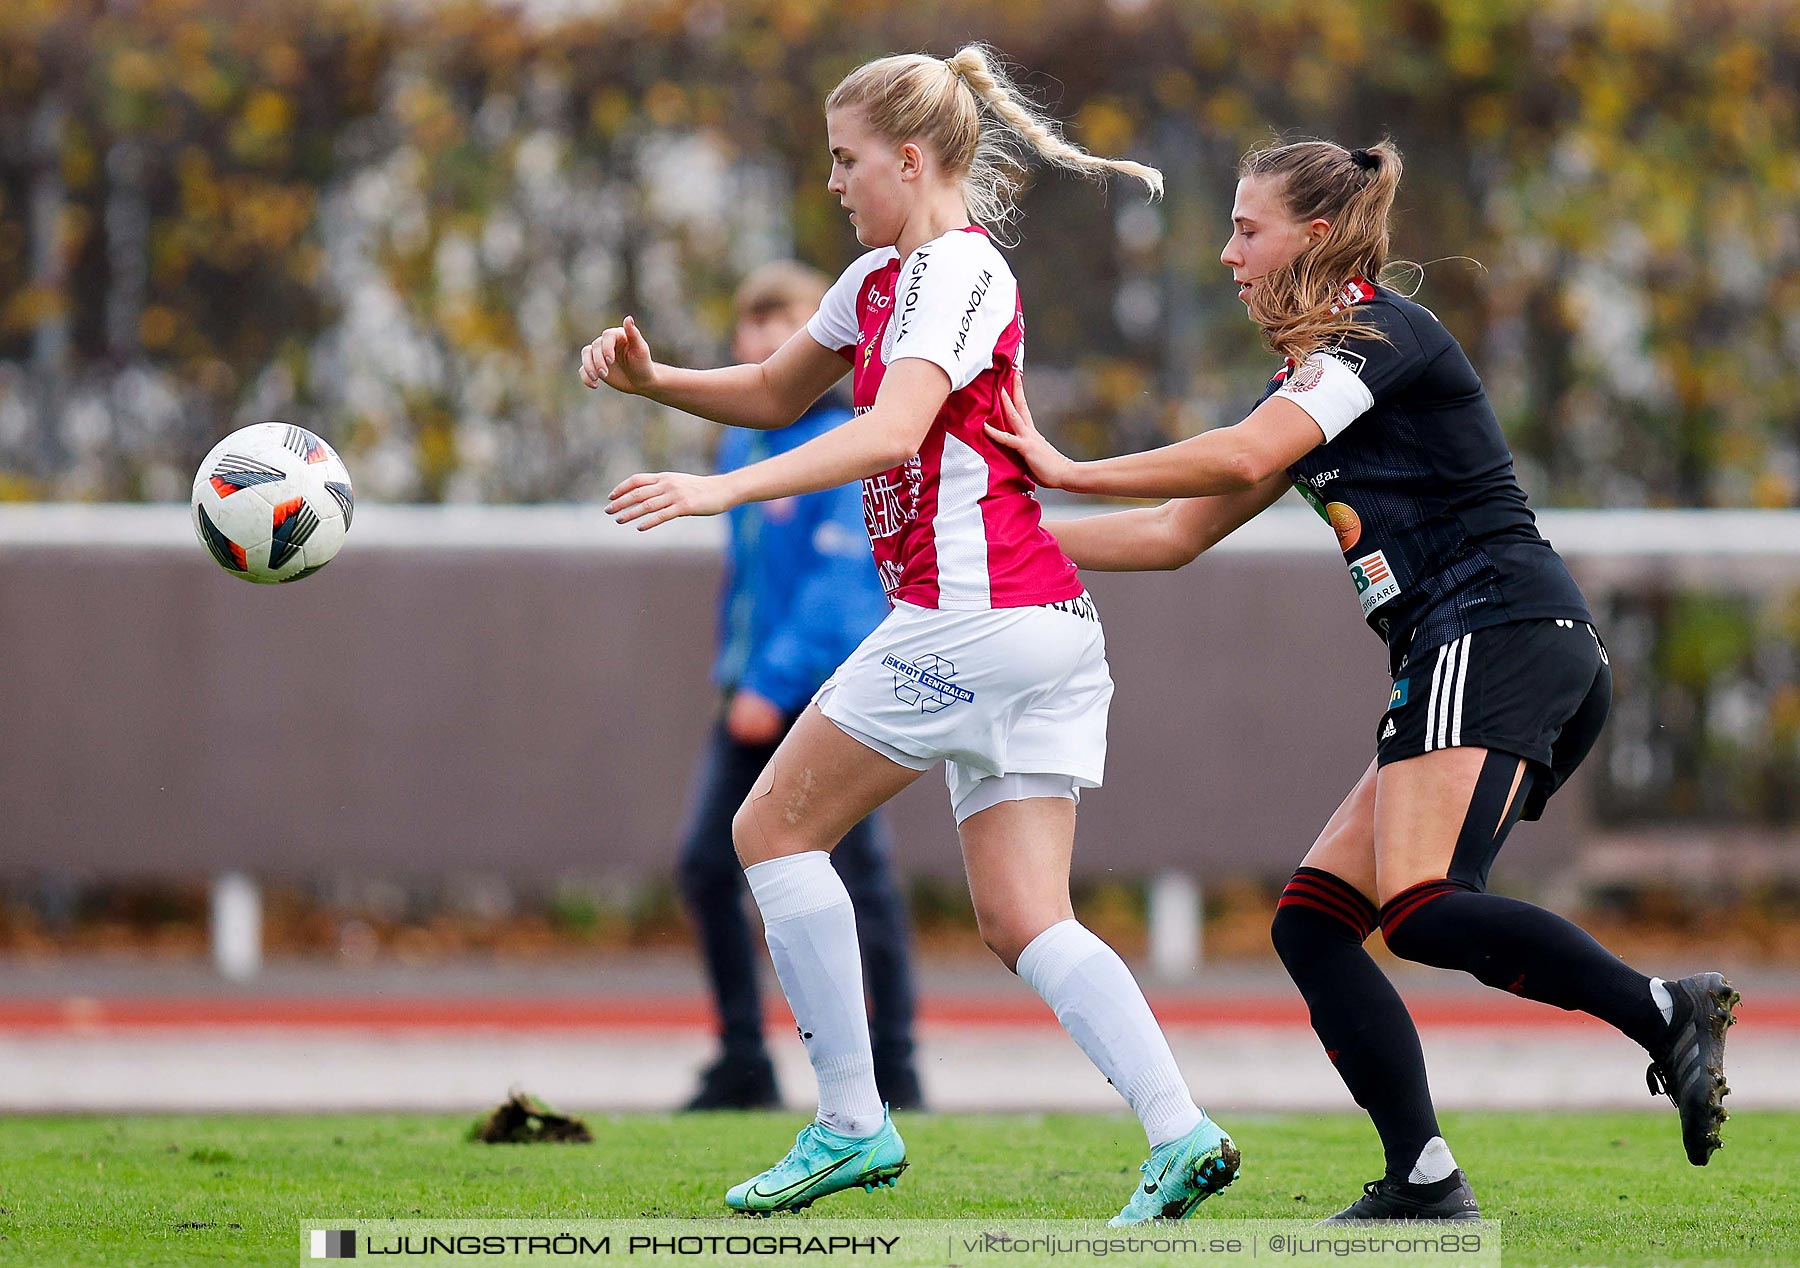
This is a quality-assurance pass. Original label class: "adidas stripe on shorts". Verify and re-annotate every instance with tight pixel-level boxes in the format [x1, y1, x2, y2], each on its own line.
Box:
[1375, 617, 1612, 821]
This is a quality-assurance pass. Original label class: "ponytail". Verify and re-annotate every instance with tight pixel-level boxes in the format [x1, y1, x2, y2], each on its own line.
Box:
[826, 44, 1161, 243]
[943, 44, 1164, 202]
[1238, 138, 1408, 365]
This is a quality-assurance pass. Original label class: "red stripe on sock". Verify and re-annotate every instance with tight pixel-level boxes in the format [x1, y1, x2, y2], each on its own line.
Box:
[1277, 892, 1374, 937]
[1381, 887, 1452, 929]
[1296, 868, 1380, 922]
[1281, 875, 1360, 929]
[1285, 873, 1378, 938]
[1381, 878, 1463, 915]
[1378, 880, 1464, 937]
[1282, 883, 1373, 937]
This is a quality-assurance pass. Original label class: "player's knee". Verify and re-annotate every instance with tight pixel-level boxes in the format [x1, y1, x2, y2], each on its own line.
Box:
[973, 912, 1035, 973]
[1379, 917, 1455, 972]
[1268, 901, 1310, 967]
[1377, 904, 1418, 960]
[730, 801, 772, 867]
[1377, 917, 1415, 960]
[974, 919, 1019, 971]
[1269, 901, 1352, 971]
[731, 799, 818, 869]
[1270, 870, 1378, 969]
[1376, 878, 1473, 963]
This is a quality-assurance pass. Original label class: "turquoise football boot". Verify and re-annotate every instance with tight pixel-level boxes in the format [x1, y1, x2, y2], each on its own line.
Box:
[1109, 1116, 1240, 1225]
[725, 1112, 908, 1214]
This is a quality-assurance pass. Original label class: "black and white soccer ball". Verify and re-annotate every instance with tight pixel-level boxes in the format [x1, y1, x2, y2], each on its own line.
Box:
[189, 421, 354, 583]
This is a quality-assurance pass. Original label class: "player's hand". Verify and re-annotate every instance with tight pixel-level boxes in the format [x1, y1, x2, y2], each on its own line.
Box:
[725, 690, 786, 746]
[605, 470, 732, 530]
[987, 372, 1078, 490]
[579, 315, 658, 394]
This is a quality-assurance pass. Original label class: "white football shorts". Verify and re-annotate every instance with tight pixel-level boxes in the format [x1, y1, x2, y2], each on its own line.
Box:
[813, 595, 1112, 823]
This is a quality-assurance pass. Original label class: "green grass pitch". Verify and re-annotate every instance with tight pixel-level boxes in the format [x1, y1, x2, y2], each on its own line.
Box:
[3, 1111, 1796, 1266]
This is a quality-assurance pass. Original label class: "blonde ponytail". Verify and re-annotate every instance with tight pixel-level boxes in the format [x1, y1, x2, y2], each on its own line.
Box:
[943, 45, 1164, 201]
[826, 43, 1161, 242]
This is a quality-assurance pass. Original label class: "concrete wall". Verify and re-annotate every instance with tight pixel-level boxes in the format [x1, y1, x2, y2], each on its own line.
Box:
[0, 516, 1596, 885]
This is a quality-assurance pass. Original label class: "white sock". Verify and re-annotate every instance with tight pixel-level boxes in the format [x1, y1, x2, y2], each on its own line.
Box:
[1650, 978, 1675, 1025]
[744, 852, 884, 1138]
[1015, 919, 1206, 1148]
[1408, 1135, 1458, 1185]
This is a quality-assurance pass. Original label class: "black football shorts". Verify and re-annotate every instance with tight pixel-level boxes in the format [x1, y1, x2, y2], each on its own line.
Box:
[1377, 618, 1611, 820]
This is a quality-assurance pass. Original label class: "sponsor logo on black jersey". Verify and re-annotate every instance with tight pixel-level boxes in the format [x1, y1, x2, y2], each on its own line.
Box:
[1325, 501, 1362, 551]
[1349, 549, 1401, 617]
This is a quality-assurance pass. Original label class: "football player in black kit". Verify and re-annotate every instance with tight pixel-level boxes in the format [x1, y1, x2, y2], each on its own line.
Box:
[990, 138, 1738, 1221]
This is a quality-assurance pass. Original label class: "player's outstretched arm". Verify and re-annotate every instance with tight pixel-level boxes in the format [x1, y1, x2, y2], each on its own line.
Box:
[1049, 478, 1288, 572]
[988, 372, 1322, 499]
[578, 318, 848, 431]
[606, 358, 948, 532]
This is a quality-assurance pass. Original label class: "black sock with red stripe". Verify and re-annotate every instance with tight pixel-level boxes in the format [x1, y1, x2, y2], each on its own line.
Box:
[1272, 867, 1442, 1181]
[1379, 880, 1667, 1050]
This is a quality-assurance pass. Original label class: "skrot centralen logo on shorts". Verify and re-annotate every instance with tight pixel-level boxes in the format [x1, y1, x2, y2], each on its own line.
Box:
[882, 653, 974, 713]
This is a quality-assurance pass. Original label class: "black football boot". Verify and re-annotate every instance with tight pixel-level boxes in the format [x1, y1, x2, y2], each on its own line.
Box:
[1321, 1170, 1481, 1223]
[1645, 971, 1740, 1165]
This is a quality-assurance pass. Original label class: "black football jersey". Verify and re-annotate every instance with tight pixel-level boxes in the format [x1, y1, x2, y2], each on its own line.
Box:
[1261, 280, 1592, 674]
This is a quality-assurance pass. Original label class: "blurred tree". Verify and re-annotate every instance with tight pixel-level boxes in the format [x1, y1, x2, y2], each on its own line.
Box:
[1, 0, 1796, 822]
[0, 0, 1794, 506]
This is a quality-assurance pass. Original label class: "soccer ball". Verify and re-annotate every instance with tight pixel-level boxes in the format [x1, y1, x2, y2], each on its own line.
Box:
[189, 421, 354, 583]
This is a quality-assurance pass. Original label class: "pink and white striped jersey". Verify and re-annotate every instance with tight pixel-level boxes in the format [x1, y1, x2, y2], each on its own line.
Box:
[805, 226, 1083, 610]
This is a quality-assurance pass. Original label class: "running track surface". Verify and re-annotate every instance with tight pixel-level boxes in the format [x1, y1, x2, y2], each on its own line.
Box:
[4, 992, 1800, 1032]
[5, 988, 1797, 1113]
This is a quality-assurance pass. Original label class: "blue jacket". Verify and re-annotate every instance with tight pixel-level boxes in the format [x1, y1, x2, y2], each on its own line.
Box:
[712, 401, 889, 713]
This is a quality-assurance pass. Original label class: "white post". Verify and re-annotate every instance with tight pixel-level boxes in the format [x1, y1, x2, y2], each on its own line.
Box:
[1147, 869, 1202, 981]
[211, 872, 262, 982]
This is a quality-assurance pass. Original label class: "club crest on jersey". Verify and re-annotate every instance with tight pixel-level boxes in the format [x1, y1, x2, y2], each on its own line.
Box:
[883, 652, 973, 713]
[1348, 549, 1401, 617]
[1287, 359, 1327, 392]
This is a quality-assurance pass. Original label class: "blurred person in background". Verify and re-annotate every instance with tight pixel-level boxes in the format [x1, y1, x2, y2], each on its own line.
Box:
[675, 262, 922, 1113]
